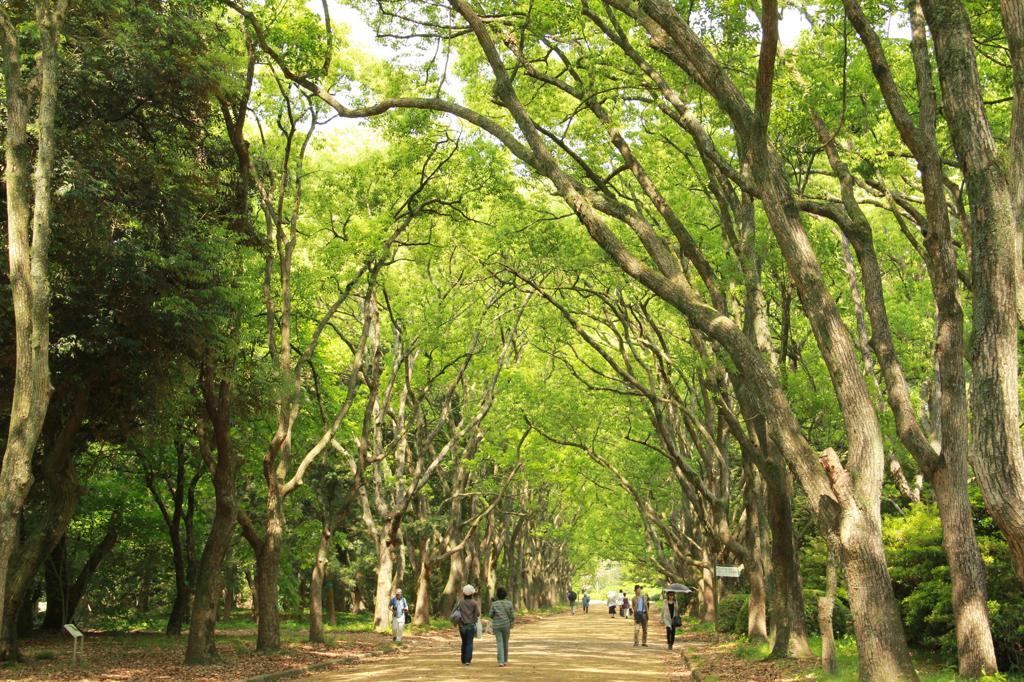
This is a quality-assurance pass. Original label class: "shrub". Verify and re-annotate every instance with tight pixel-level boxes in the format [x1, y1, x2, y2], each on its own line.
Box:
[803, 589, 851, 638]
[716, 593, 748, 633]
[885, 500, 1024, 672]
[713, 590, 851, 639]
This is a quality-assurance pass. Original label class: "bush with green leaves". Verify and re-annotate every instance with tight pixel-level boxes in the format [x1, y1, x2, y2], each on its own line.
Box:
[714, 591, 851, 639]
[885, 500, 1024, 671]
[716, 592, 748, 633]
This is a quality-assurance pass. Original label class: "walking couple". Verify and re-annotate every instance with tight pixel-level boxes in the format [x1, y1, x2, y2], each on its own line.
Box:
[451, 584, 516, 667]
[632, 584, 683, 650]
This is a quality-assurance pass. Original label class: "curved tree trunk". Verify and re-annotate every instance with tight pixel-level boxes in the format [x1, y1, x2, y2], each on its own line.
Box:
[308, 525, 332, 644]
[185, 375, 240, 665]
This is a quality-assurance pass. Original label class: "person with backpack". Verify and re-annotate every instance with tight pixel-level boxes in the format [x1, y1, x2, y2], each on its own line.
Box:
[388, 588, 409, 643]
[567, 587, 578, 615]
[451, 584, 481, 665]
[632, 585, 649, 647]
[489, 586, 515, 667]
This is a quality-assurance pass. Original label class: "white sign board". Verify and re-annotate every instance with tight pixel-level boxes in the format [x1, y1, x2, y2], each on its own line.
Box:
[64, 623, 84, 662]
[715, 565, 743, 578]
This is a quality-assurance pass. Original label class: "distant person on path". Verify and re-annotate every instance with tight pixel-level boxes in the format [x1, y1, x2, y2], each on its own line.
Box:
[632, 585, 649, 647]
[454, 585, 481, 665]
[582, 591, 591, 614]
[661, 591, 679, 650]
[567, 587, 578, 615]
[489, 586, 515, 667]
[389, 588, 409, 643]
[619, 590, 629, 618]
[608, 591, 618, 617]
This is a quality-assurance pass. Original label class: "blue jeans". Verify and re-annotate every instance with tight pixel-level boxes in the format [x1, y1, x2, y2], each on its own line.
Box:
[494, 627, 510, 663]
[459, 624, 476, 663]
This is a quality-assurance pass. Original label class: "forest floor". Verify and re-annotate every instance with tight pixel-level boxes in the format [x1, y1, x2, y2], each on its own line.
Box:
[0, 614, 423, 681]
[3, 610, 1007, 681]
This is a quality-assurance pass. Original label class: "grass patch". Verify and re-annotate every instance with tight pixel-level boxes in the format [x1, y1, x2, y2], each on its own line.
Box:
[715, 632, 1024, 682]
[733, 640, 771, 661]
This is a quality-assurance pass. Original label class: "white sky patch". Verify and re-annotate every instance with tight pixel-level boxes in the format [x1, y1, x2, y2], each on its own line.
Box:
[779, 9, 812, 48]
[306, 0, 465, 139]
[777, 6, 912, 48]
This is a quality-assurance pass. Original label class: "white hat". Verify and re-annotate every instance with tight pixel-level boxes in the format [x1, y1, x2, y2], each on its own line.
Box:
[396, 588, 402, 594]
[462, 584, 475, 596]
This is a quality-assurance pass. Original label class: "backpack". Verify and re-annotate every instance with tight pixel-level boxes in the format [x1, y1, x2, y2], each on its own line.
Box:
[450, 601, 464, 625]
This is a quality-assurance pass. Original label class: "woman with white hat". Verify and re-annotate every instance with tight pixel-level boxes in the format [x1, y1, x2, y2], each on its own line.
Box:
[454, 585, 481, 665]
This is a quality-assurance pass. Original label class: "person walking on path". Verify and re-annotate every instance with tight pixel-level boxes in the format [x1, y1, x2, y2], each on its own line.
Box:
[567, 588, 578, 615]
[632, 585, 649, 647]
[455, 585, 481, 666]
[582, 591, 590, 614]
[619, 591, 629, 618]
[389, 588, 409, 643]
[661, 591, 679, 650]
[489, 586, 515, 667]
[608, 591, 618, 618]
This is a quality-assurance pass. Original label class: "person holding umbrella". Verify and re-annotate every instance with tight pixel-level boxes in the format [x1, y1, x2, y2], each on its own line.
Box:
[661, 583, 691, 650]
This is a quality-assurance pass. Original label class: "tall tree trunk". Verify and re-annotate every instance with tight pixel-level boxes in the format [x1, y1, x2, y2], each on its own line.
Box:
[371, 534, 396, 631]
[441, 549, 465, 616]
[743, 461, 768, 644]
[166, 529, 189, 635]
[326, 581, 337, 626]
[766, 460, 811, 658]
[931, 464, 998, 675]
[0, 1, 64, 659]
[185, 373, 240, 665]
[308, 524, 332, 644]
[41, 537, 68, 631]
[819, 546, 839, 675]
[920, 0, 1024, 585]
[413, 539, 432, 626]
[254, 514, 283, 650]
[839, 510, 916, 681]
[700, 553, 715, 624]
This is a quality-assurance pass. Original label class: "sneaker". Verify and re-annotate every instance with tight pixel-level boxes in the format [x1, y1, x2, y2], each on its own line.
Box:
[642, 644, 648, 647]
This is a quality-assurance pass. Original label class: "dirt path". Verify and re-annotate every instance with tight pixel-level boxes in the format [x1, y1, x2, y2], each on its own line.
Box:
[310, 606, 695, 681]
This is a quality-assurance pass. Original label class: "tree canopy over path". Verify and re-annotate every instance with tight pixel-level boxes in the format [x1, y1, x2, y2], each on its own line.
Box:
[2, 0, 1024, 680]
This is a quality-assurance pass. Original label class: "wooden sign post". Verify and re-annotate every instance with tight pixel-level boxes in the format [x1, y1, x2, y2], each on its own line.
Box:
[63, 623, 84, 663]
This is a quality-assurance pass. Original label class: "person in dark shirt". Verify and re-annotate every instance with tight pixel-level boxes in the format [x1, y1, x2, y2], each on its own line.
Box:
[567, 588, 578, 615]
[455, 585, 481, 665]
[661, 591, 679, 650]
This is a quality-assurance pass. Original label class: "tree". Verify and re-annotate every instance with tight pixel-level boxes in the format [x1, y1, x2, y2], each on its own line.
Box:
[0, 0, 67, 659]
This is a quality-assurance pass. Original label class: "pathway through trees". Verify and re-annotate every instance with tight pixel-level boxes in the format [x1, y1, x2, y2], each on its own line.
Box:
[312, 608, 691, 681]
